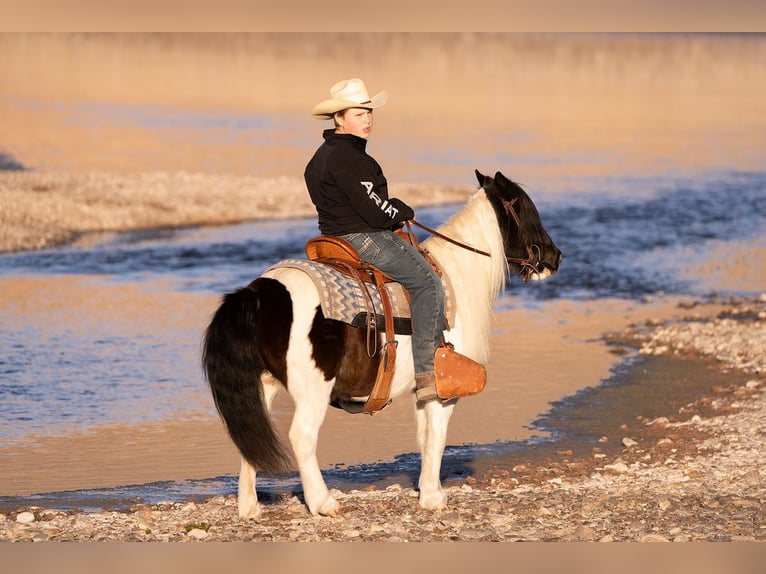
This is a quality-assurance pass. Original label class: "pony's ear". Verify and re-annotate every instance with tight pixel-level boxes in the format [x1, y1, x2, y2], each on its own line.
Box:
[475, 169, 490, 188]
[494, 171, 510, 186]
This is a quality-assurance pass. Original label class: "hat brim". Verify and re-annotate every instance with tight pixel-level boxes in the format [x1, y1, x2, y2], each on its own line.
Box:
[311, 91, 388, 119]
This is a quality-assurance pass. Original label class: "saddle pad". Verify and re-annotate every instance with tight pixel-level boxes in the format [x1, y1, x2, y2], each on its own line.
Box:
[263, 258, 455, 332]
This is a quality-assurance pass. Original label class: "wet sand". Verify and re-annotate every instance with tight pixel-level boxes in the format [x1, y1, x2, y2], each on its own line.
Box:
[1, 33, 765, 505]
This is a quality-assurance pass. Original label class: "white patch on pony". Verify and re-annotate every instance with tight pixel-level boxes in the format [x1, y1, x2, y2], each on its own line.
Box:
[529, 268, 553, 281]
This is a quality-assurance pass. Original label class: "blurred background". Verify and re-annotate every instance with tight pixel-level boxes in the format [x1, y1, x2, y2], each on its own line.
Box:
[2, 33, 764, 187]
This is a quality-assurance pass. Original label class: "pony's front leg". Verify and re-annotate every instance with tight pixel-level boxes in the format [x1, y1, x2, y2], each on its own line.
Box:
[237, 376, 281, 520]
[289, 383, 339, 517]
[415, 399, 456, 510]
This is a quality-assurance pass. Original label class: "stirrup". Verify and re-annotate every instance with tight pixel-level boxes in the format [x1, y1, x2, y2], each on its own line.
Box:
[433, 343, 486, 400]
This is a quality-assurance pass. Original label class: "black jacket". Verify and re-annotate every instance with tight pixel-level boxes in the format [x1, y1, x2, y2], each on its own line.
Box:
[304, 129, 414, 235]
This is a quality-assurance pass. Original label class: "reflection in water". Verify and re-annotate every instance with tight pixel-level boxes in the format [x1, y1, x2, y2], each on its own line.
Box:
[0, 276, 217, 442]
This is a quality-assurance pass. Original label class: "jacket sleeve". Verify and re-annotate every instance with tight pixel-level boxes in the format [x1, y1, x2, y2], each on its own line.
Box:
[334, 162, 414, 229]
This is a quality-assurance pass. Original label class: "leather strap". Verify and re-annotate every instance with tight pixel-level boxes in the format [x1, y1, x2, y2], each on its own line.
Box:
[322, 258, 380, 356]
[403, 220, 420, 251]
[400, 221, 443, 278]
[362, 267, 397, 413]
[408, 219, 491, 258]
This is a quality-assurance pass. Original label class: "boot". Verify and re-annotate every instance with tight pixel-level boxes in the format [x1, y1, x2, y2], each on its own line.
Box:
[433, 343, 486, 400]
[415, 373, 439, 403]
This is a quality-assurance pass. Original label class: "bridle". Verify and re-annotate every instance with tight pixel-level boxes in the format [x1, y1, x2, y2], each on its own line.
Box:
[407, 197, 544, 283]
[498, 197, 545, 282]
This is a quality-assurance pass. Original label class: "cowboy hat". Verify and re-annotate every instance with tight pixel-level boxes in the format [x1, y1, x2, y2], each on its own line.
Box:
[312, 78, 388, 119]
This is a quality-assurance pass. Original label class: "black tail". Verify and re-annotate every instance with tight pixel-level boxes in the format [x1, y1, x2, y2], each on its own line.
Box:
[202, 277, 293, 474]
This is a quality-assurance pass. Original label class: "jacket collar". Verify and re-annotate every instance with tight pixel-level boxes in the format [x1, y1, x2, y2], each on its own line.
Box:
[323, 128, 367, 150]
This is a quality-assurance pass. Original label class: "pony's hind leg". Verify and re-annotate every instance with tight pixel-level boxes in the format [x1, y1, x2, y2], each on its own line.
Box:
[415, 399, 456, 510]
[288, 376, 338, 516]
[237, 457, 259, 520]
[237, 374, 282, 520]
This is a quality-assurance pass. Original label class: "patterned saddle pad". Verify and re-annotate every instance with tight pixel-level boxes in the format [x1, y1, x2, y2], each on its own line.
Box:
[263, 258, 455, 334]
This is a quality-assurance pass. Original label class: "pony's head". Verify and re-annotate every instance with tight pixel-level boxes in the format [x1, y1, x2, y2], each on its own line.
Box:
[476, 170, 563, 282]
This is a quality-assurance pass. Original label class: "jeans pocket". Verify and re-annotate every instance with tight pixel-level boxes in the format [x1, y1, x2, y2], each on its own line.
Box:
[354, 235, 381, 264]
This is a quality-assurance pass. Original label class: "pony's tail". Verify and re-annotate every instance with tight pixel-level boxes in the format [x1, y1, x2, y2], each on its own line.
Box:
[202, 278, 293, 474]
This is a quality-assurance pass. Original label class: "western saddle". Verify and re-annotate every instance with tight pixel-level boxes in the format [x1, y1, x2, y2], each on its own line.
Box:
[304, 224, 485, 414]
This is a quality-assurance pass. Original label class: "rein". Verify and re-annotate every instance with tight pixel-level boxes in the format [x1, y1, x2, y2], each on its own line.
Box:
[407, 197, 543, 282]
[408, 219, 491, 257]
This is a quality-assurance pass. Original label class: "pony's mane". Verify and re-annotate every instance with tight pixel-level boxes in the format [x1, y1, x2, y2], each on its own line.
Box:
[422, 189, 507, 363]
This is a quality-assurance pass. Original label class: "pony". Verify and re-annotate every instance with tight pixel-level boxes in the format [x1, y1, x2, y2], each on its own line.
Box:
[202, 170, 562, 519]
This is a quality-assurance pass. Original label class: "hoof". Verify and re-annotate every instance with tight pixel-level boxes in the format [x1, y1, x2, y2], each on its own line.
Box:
[418, 489, 448, 511]
[238, 499, 263, 521]
[315, 495, 341, 517]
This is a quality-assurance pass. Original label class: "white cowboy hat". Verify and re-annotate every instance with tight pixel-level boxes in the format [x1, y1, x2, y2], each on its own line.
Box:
[311, 78, 388, 119]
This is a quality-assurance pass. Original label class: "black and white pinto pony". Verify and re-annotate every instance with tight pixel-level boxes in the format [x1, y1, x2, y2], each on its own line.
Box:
[203, 170, 562, 519]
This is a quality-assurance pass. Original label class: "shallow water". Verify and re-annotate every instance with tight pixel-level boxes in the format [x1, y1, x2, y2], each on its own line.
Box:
[1, 170, 764, 444]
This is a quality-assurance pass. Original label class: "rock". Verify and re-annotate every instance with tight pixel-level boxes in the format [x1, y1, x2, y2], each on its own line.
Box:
[460, 528, 494, 541]
[646, 417, 669, 427]
[604, 462, 630, 473]
[640, 533, 671, 542]
[39, 509, 66, 521]
[187, 528, 208, 540]
[574, 525, 597, 541]
[622, 437, 638, 448]
[16, 512, 35, 524]
[740, 470, 761, 486]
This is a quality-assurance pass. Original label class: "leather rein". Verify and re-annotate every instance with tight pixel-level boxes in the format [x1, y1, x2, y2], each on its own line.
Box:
[406, 198, 543, 282]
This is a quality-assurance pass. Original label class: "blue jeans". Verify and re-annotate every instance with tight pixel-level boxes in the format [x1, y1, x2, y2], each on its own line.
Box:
[341, 231, 445, 377]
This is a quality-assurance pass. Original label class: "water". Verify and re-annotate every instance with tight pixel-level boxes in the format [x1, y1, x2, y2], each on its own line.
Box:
[2, 171, 764, 300]
[2, 170, 764, 445]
